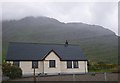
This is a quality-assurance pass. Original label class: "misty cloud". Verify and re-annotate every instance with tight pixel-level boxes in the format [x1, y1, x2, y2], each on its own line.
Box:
[2, 2, 118, 35]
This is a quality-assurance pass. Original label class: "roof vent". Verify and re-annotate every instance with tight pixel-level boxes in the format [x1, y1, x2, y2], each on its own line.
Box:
[65, 40, 68, 47]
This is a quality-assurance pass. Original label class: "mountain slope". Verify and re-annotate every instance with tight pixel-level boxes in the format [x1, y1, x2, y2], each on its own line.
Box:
[2, 16, 118, 64]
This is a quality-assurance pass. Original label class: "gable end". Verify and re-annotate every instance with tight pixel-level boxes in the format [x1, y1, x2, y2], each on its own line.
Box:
[42, 50, 62, 60]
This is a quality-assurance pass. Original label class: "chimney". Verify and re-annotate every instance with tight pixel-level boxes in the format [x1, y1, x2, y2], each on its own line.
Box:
[65, 40, 68, 47]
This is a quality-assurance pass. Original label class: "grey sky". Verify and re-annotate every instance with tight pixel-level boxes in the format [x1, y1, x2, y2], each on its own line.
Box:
[1, 1, 118, 35]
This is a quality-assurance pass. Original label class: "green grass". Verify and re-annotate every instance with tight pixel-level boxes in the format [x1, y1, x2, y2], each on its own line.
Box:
[89, 69, 113, 73]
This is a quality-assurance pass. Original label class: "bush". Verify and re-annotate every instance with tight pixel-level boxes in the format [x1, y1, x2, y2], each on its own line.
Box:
[88, 61, 118, 72]
[2, 63, 22, 79]
[2, 63, 11, 76]
[111, 66, 120, 73]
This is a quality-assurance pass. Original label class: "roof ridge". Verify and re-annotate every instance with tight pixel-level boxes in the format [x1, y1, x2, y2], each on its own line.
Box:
[9, 42, 79, 46]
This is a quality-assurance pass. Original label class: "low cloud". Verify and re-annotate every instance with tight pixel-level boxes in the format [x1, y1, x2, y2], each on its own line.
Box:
[2, 2, 118, 35]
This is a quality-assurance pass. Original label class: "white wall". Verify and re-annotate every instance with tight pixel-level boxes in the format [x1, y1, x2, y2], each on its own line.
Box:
[43, 51, 88, 74]
[7, 61, 43, 76]
[6, 54, 88, 75]
[61, 61, 88, 74]
[44, 51, 61, 74]
[20, 61, 44, 75]
[7, 61, 13, 65]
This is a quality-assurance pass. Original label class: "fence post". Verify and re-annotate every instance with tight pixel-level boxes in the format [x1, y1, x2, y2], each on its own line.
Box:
[104, 72, 107, 81]
[33, 64, 36, 83]
[73, 74, 76, 81]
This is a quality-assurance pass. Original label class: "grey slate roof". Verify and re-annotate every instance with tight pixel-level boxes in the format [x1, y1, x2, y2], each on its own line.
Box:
[6, 42, 87, 61]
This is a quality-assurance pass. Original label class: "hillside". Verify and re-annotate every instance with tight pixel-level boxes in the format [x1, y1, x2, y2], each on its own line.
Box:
[2, 16, 118, 64]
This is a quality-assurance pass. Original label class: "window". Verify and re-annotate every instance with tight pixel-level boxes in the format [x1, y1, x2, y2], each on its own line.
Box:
[32, 61, 38, 68]
[13, 61, 19, 67]
[67, 61, 79, 68]
[49, 60, 56, 68]
[67, 61, 72, 68]
[73, 61, 78, 68]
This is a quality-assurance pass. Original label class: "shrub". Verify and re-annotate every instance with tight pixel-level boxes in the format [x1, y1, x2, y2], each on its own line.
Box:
[88, 61, 118, 72]
[2, 63, 11, 76]
[111, 66, 120, 73]
[2, 63, 22, 79]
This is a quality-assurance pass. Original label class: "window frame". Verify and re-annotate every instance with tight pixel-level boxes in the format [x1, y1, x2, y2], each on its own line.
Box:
[67, 61, 79, 69]
[49, 60, 56, 68]
[13, 61, 20, 67]
[67, 61, 72, 68]
[32, 61, 38, 68]
[73, 61, 79, 68]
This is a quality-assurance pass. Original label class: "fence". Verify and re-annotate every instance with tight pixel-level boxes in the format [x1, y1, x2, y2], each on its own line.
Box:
[9, 72, 118, 81]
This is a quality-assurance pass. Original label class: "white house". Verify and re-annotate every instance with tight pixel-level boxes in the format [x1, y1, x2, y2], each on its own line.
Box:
[6, 41, 88, 76]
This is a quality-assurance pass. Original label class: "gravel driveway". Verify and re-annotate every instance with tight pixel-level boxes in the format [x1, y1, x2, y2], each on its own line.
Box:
[11, 73, 118, 81]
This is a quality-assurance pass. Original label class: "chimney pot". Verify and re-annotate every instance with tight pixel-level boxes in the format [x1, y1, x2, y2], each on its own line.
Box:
[65, 40, 68, 47]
